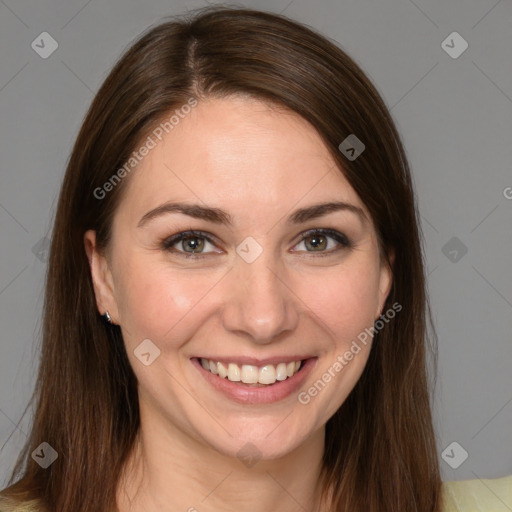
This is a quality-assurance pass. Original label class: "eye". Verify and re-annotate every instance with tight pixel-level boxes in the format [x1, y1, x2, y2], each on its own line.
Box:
[161, 228, 352, 259]
[161, 230, 220, 258]
[292, 228, 352, 255]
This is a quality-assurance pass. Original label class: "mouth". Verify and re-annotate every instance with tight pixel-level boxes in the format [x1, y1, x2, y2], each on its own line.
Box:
[199, 357, 305, 386]
[191, 356, 317, 404]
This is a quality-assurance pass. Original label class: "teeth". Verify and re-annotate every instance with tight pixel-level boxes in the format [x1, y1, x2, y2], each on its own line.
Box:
[227, 363, 241, 382]
[258, 365, 276, 385]
[276, 362, 288, 381]
[241, 365, 259, 384]
[209, 360, 219, 375]
[217, 361, 228, 379]
[200, 358, 303, 385]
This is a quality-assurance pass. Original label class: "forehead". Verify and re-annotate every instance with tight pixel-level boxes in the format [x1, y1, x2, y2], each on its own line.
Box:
[117, 96, 367, 225]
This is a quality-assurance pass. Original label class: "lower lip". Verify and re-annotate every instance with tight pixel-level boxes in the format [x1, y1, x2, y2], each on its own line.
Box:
[191, 357, 317, 405]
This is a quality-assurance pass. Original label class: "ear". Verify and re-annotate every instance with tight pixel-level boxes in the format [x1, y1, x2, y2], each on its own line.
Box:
[376, 248, 395, 320]
[84, 230, 119, 323]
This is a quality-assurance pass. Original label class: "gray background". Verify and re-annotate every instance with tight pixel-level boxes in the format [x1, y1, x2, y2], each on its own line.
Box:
[1, 0, 511, 488]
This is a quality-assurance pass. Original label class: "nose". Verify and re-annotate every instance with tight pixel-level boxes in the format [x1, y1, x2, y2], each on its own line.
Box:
[220, 250, 300, 344]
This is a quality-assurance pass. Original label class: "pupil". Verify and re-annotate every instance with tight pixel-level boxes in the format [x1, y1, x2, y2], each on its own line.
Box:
[309, 235, 326, 250]
[185, 236, 203, 252]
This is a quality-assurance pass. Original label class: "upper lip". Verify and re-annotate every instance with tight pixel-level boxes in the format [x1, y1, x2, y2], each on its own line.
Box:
[193, 356, 315, 366]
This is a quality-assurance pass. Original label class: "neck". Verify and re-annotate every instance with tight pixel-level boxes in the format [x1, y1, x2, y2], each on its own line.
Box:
[116, 405, 327, 512]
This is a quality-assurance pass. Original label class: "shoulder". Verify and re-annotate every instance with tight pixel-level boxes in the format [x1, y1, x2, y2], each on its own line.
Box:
[442, 474, 512, 512]
[3, 477, 511, 512]
[0, 495, 42, 512]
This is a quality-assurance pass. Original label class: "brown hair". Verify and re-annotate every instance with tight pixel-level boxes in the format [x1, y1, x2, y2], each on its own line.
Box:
[1, 6, 441, 511]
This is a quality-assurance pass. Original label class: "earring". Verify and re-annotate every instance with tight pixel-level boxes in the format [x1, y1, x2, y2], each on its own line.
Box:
[103, 311, 113, 324]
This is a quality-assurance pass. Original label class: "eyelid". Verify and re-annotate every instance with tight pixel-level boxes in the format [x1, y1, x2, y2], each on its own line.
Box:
[161, 228, 352, 258]
[293, 228, 351, 248]
[161, 229, 221, 258]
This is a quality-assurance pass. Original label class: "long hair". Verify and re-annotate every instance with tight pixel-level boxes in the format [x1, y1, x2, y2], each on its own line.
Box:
[1, 6, 441, 511]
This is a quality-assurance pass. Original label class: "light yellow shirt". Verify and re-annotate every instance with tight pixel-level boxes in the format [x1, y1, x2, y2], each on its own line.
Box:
[1, 474, 511, 511]
[442, 474, 512, 512]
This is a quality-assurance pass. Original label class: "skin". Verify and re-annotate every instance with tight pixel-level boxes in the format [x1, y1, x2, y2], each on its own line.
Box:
[84, 95, 393, 512]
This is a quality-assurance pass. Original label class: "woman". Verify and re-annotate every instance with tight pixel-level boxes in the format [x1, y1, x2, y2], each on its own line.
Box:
[1, 6, 510, 512]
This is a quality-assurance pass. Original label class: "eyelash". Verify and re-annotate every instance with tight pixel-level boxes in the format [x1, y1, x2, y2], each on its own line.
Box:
[161, 228, 353, 259]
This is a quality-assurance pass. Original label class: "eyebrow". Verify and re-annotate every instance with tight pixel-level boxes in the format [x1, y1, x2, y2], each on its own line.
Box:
[137, 200, 367, 228]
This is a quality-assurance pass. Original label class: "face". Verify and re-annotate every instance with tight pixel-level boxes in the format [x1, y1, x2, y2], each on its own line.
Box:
[85, 95, 392, 461]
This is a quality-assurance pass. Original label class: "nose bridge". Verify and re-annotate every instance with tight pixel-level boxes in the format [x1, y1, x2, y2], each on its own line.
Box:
[221, 246, 298, 342]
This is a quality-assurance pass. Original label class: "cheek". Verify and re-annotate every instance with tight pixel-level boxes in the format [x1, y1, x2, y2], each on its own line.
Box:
[114, 246, 382, 355]
[295, 260, 381, 341]
[113, 254, 207, 348]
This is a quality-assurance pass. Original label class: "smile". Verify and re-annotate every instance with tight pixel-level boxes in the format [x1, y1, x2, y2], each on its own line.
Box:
[200, 358, 302, 386]
[191, 357, 317, 404]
